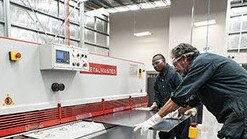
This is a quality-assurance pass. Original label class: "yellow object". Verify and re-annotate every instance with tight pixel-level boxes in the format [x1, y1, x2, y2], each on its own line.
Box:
[3, 94, 14, 106]
[189, 123, 198, 139]
[138, 68, 145, 79]
[9, 51, 22, 61]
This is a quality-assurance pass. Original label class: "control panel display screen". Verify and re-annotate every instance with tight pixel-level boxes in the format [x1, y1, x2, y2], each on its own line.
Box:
[56, 50, 70, 64]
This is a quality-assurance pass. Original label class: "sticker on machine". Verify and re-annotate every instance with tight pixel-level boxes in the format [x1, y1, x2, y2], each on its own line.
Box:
[80, 63, 117, 76]
[3, 94, 14, 106]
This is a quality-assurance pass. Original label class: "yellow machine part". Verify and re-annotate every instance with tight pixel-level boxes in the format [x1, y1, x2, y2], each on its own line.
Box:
[9, 51, 21, 61]
[188, 125, 198, 139]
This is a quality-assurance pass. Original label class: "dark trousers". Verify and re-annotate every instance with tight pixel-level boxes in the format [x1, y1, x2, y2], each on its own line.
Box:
[158, 118, 190, 139]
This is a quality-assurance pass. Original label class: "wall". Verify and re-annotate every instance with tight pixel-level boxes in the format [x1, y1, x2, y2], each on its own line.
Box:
[110, 0, 228, 69]
[168, 0, 193, 52]
[169, 0, 228, 56]
[109, 8, 170, 71]
[192, 0, 227, 55]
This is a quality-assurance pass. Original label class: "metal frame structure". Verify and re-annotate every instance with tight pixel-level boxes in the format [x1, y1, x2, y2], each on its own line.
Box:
[0, 0, 110, 55]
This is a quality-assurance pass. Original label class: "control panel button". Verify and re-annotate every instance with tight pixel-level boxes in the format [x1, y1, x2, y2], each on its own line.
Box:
[83, 63, 88, 67]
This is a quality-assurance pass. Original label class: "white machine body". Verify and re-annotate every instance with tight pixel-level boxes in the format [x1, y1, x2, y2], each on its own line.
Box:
[0, 37, 148, 139]
[0, 38, 146, 115]
[24, 121, 106, 139]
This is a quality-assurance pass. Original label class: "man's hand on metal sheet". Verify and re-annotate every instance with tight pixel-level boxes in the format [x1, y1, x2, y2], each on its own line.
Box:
[149, 102, 158, 111]
[184, 107, 197, 116]
[133, 113, 162, 135]
[178, 106, 197, 116]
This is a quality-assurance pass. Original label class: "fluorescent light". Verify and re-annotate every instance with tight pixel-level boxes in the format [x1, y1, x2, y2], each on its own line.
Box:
[107, 8, 118, 13]
[106, 0, 171, 14]
[154, 1, 167, 7]
[194, 19, 216, 27]
[134, 31, 152, 37]
[127, 5, 140, 11]
[139, 3, 155, 9]
[166, 0, 171, 5]
[114, 7, 129, 12]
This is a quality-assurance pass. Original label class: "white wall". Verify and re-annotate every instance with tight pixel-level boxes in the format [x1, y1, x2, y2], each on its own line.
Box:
[192, 0, 227, 55]
[169, 0, 227, 56]
[168, 0, 193, 52]
[109, 8, 170, 71]
[109, 0, 228, 69]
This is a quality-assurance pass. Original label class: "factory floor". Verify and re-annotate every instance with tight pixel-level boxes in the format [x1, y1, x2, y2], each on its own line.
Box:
[197, 106, 223, 139]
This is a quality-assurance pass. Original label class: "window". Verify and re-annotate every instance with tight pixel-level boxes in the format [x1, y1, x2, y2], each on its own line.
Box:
[228, 0, 247, 51]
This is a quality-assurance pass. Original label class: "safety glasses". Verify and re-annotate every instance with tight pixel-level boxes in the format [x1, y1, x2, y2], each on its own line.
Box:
[172, 56, 183, 66]
[172, 52, 196, 66]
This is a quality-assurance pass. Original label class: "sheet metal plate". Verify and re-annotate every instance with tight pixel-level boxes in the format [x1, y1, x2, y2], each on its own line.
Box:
[86, 109, 189, 132]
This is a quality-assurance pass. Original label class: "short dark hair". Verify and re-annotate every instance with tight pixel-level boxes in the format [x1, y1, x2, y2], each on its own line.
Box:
[153, 54, 166, 62]
[171, 43, 200, 60]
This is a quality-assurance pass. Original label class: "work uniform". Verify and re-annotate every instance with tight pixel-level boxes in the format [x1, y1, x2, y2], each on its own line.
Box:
[171, 53, 247, 139]
[154, 64, 190, 139]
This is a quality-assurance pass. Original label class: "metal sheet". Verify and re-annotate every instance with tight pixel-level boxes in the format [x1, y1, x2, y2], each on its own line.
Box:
[86, 109, 189, 132]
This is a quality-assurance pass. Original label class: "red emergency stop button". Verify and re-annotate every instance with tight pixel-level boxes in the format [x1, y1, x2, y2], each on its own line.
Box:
[16, 53, 21, 58]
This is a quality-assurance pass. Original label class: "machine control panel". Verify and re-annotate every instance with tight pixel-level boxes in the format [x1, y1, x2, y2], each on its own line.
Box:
[40, 43, 89, 71]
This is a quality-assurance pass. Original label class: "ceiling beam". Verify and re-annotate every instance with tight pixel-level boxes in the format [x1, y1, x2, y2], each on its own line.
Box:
[86, 1, 103, 9]
[112, 0, 125, 6]
[95, 0, 113, 8]
[130, 0, 138, 4]
[85, 3, 95, 10]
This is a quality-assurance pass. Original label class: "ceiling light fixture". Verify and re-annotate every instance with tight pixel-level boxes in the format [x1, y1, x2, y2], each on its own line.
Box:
[114, 7, 129, 12]
[107, 8, 118, 13]
[154, 1, 167, 7]
[194, 19, 216, 27]
[139, 3, 155, 9]
[106, 0, 171, 14]
[134, 31, 152, 37]
[127, 5, 140, 11]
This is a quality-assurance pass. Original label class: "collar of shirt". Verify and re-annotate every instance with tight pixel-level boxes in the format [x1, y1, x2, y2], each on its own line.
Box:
[159, 64, 170, 77]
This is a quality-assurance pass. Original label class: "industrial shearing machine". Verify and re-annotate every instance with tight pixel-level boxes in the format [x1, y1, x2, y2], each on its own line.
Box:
[0, 37, 189, 139]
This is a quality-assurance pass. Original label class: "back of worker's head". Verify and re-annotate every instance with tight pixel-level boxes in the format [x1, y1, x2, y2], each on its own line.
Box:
[171, 43, 200, 61]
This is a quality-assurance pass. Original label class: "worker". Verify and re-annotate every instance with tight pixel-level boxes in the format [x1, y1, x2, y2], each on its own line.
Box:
[150, 54, 190, 139]
[134, 43, 247, 139]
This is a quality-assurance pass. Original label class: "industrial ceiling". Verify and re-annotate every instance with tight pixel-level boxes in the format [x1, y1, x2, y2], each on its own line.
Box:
[85, 0, 169, 10]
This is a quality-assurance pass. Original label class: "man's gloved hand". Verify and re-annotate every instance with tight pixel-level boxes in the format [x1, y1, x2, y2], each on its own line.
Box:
[133, 113, 162, 135]
[184, 108, 197, 116]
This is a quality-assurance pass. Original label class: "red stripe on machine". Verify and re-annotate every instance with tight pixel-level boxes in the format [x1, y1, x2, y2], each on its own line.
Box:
[80, 63, 117, 76]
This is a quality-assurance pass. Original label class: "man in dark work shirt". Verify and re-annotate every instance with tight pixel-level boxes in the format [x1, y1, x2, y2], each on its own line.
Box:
[150, 54, 190, 139]
[135, 43, 247, 139]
